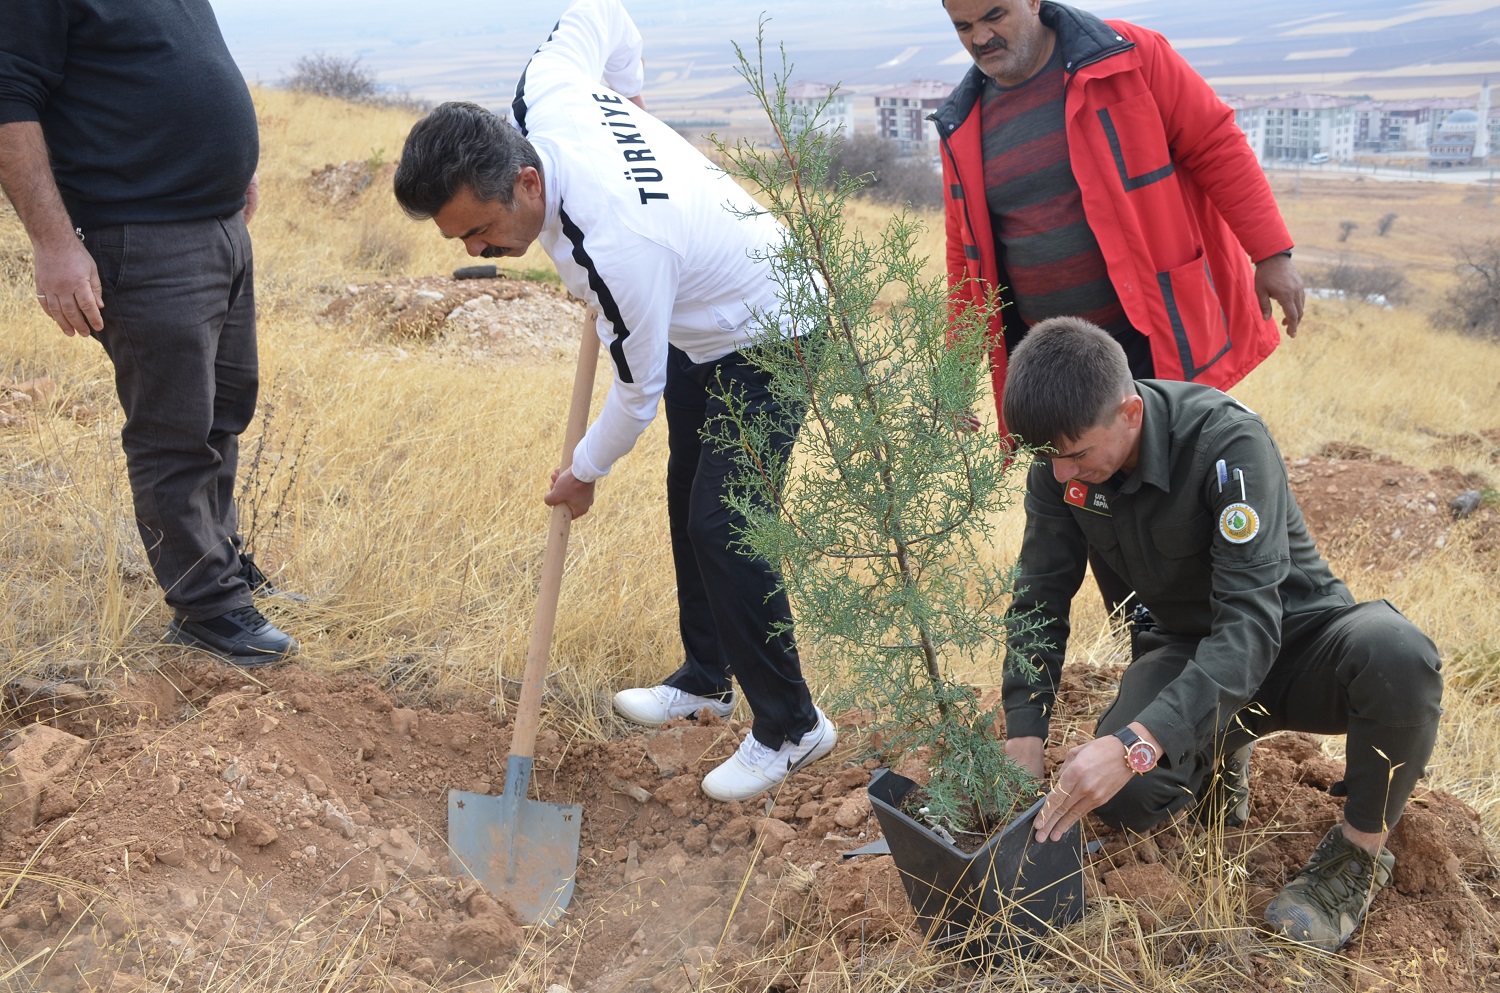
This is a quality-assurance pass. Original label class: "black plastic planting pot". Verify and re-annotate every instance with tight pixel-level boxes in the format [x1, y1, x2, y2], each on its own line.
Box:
[867, 768, 1085, 956]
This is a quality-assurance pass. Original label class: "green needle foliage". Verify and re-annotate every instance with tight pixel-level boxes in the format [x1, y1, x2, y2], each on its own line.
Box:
[710, 27, 1046, 832]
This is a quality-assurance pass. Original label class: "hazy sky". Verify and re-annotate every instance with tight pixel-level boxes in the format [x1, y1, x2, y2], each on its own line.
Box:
[208, 0, 1500, 108]
[209, 0, 971, 88]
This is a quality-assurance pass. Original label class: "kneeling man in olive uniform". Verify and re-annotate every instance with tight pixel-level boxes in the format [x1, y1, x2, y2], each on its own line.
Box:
[999, 316, 1442, 951]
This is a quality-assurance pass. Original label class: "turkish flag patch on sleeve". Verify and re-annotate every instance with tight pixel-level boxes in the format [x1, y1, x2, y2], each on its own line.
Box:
[1064, 481, 1088, 508]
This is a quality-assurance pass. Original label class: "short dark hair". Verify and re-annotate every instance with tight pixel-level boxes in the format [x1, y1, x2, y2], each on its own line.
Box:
[393, 101, 543, 219]
[1002, 316, 1134, 448]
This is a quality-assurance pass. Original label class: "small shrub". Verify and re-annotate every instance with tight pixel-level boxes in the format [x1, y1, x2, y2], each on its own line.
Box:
[284, 55, 431, 111]
[286, 53, 377, 102]
[1433, 239, 1500, 341]
[1376, 212, 1398, 236]
[238, 386, 311, 555]
[826, 135, 943, 210]
[1313, 258, 1409, 306]
[1338, 220, 1358, 242]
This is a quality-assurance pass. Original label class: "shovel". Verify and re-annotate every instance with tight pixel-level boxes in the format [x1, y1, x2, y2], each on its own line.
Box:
[448, 311, 599, 925]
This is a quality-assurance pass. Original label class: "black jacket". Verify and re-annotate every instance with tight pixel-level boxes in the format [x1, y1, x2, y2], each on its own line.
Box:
[0, 0, 259, 228]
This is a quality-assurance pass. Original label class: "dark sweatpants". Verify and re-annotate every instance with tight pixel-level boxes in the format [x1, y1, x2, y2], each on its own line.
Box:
[86, 215, 258, 622]
[659, 345, 818, 750]
[1095, 600, 1443, 835]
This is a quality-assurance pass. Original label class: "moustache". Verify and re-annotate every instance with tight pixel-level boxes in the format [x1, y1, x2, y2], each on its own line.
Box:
[973, 37, 1009, 56]
[479, 245, 506, 258]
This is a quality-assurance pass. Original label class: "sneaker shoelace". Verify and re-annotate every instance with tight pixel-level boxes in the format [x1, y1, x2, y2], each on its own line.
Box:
[738, 735, 783, 773]
[656, 686, 728, 710]
[224, 604, 272, 633]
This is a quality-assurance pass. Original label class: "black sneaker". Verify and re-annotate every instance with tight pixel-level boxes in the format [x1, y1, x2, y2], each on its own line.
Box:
[164, 605, 299, 667]
[1265, 824, 1395, 951]
[238, 553, 309, 603]
[1196, 741, 1255, 828]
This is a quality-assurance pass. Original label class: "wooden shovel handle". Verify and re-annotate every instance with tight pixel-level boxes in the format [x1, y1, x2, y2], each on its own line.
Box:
[510, 310, 600, 761]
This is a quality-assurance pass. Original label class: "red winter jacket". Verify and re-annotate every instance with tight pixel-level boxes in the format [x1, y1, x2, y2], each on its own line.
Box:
[933, 2, 1291, 436]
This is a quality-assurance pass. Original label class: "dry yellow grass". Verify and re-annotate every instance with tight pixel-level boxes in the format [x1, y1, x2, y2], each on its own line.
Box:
[1, 88, 1498, 991]
[1265, 172, 1497, 302]
[2, 90, 678, 724]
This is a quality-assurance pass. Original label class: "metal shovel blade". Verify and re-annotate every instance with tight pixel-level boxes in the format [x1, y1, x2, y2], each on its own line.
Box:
[448, 755, 582, 926]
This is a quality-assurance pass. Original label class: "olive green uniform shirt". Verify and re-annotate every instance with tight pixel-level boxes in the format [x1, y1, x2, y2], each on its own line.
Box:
[1003, 380, 1355, 767]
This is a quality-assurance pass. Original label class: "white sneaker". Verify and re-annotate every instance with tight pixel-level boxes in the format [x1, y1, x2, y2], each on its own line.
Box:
[612, 684, 735, 727]
[701, 708, 837, 802]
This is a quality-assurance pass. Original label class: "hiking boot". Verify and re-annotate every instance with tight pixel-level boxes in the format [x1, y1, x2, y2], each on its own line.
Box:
[164, 605, 299, 667]
[701, 708, 837, 802]
[613, 684, 735, 727]
[238, 553, 309, 603]
[1196, 741, 1255, 828]
[1265, 824, 1395, 951]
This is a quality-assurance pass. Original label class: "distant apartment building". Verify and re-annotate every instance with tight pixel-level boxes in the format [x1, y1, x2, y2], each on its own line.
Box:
[1256, 94, 1357, 162]
[873, 81, 952, 157]
[1222, 86, 1500, 166]
[1223, 96, 1267, 162]
[784, 82, 854, 140]
[1350, 100, 1452, 153]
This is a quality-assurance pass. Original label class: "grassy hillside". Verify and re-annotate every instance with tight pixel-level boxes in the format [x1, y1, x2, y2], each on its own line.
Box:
[1, 87, 1498, 991]
[4, 81, 1498, 830]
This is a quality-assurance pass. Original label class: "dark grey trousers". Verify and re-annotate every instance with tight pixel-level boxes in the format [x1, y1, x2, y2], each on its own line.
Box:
[1095, 600, 1443, 835]
[85, 215, 258, 621]
[659, 345, 818, 750]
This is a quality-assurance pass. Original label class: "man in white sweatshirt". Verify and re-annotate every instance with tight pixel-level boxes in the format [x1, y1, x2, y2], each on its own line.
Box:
[395, 0, 834, 801]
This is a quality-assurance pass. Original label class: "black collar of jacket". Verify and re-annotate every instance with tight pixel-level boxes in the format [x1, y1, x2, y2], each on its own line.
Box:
[928, 1, 1136, 133]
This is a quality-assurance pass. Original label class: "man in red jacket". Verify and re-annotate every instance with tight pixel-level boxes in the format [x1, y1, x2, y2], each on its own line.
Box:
[935, 0, 1305, 611]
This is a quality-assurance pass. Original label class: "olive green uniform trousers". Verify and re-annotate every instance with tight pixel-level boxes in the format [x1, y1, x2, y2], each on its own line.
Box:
[1098, 599, 1441, 834]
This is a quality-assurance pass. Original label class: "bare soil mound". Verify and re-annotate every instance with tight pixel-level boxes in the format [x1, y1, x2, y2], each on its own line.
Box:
[1288, 444, 1499, 575]
[304, 160, 394, 210]
[322, 275, 585, 361]
[1, 653, 1495, 992]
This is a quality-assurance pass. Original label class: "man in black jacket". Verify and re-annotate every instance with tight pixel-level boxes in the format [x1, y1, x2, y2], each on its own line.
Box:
[0, 0, 298, 664]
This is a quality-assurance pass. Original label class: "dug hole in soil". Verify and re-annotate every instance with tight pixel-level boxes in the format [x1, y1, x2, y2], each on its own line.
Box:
[0, 454, 1497, 992]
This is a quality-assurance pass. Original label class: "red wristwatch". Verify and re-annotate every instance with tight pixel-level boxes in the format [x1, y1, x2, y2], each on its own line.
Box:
[1113, 727, 1159, 775]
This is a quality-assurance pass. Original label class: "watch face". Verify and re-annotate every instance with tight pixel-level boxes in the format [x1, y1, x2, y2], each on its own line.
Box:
[1126, 741, 1157, 773]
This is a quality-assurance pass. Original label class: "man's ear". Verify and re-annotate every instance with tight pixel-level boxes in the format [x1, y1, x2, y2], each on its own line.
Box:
[1121, 394, 1144, 429]
[516, 165, 543, 199]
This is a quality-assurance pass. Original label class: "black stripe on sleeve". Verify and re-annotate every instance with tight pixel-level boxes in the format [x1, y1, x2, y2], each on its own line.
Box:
[559, 207, 634, 383]
[511, 19, 560, 134]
